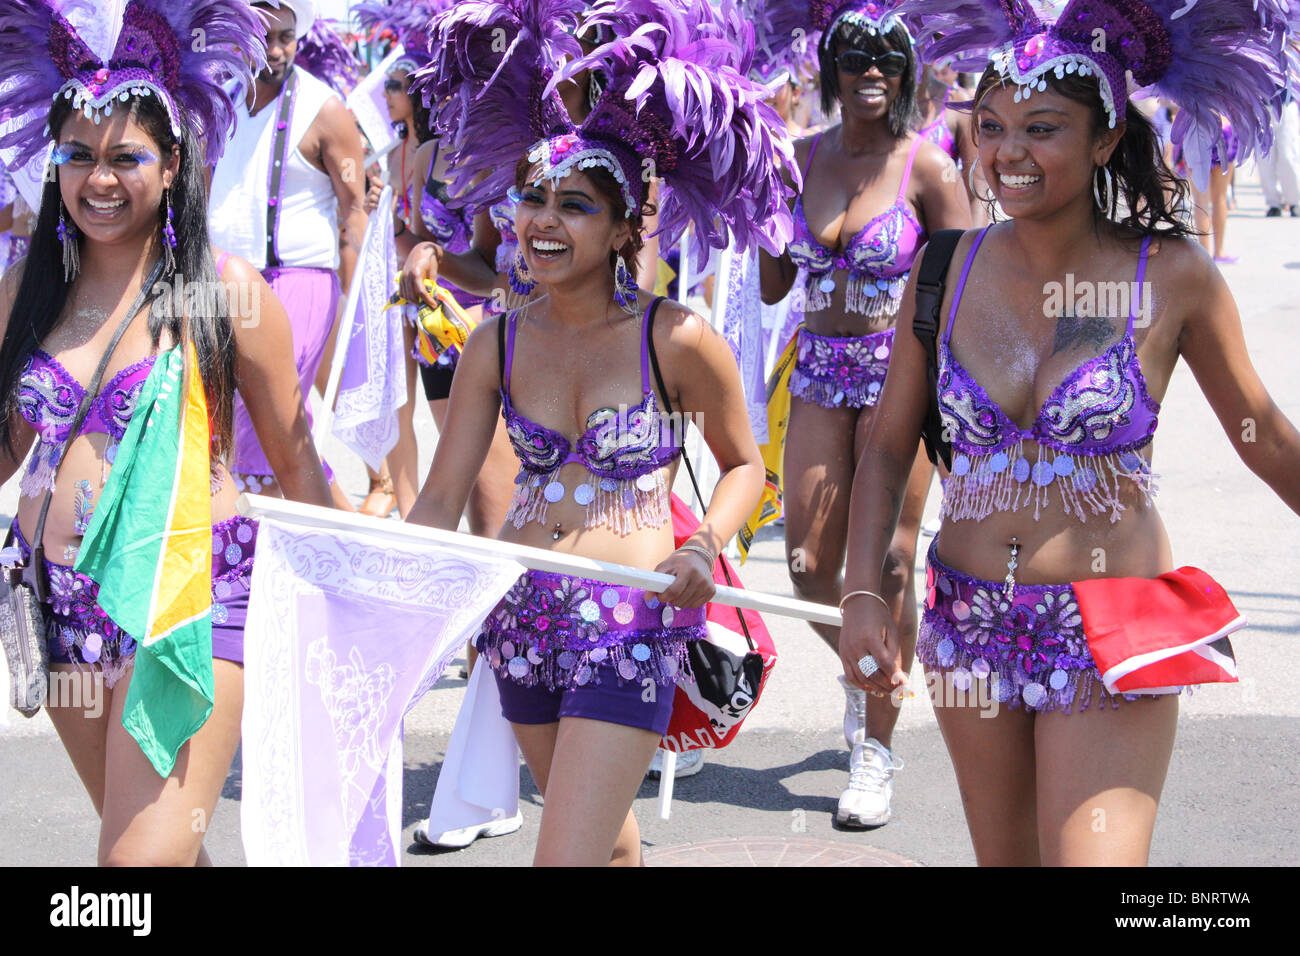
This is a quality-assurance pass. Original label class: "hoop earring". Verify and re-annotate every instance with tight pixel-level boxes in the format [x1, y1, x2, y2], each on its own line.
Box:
[162, 187, 178, 274]
[57, 198, 79, 282]
[613, 254, 638, 311]
[1093, 165, 1113, 213]
[508, 248, 536, 297]
[968, 158, 999, 211]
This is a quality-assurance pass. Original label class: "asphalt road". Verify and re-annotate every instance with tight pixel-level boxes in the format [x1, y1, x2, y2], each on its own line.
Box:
[2, 176, 1297, 867]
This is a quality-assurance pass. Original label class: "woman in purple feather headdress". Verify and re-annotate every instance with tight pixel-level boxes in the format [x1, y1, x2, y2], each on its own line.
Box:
[750, 0, 971, 831]
[0, 0, 333, 864]
[840, 0, 1300, 864]
[405, 0, 792, 865]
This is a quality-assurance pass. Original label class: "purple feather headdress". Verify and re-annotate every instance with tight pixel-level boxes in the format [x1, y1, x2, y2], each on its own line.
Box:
[900, 0, 1300, 188]
[744, 0, 911, 78]
[0, 0, 266, 169]
[295, 19, 363, 95]
[549, 0, 798, 263]
[416, 0, 587, 212]
[354, 0, 455, 73]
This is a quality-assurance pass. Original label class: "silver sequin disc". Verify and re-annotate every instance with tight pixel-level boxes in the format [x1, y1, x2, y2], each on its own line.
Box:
[631, 643, 651, 662]
[543, 481, 566, 503]
[573, 483, 595, 505]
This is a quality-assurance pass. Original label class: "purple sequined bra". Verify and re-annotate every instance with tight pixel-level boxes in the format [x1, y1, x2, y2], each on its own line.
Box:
[787, 133, 927, 317]
[17, 349, 155, 499]
[500, 303, 683, 535]
[938, 228, 1160, 522]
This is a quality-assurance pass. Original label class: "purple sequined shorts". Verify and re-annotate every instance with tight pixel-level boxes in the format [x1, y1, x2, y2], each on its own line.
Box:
[917, 538, 1173, 714]
[490, 662, 678, 734]
[477, 569, 706, 728]
[789, 327, 894, 409]
[11, 516, 257, 689]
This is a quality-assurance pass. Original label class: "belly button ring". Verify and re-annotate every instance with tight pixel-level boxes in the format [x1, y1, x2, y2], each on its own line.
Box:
[1004, 536, 1020, 601]
[552, 522, 563, 541]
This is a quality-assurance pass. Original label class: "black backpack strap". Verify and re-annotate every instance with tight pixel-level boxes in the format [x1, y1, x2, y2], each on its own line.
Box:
[646, 297, 755, 652]
[911, 229, 964, 470]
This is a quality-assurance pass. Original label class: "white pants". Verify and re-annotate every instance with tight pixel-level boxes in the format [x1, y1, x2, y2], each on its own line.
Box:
[1259, 100, 1300, 209]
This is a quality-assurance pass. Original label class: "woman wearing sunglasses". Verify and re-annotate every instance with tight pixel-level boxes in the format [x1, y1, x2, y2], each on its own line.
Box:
[756, 0, 969, 829]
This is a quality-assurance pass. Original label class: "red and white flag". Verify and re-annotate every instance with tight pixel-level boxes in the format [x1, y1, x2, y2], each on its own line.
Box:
[1073, 566, 1245, 696]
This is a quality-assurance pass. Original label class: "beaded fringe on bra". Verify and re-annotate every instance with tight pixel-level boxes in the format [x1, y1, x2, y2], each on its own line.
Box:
[799, 269, 906, 317]
[940, 440, 1158, 523]
[506, 468, 671, 536]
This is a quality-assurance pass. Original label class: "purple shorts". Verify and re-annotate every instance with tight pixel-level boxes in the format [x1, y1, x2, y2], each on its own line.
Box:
[918, 538, 1179, 713]
[789, 326, 894, 409]
[11, 516, 257, 688]
[490, 663, 677, 734]
[477, 569, 707, 733]
[232, 266, 340, 478]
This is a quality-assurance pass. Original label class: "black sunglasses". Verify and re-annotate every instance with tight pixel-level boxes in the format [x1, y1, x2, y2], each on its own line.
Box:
[835, 50, 907, 77]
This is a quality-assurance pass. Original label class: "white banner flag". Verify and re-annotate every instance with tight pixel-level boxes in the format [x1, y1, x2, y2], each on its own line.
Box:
[328, 183, 406, 471]
[240, 518, 523, 866]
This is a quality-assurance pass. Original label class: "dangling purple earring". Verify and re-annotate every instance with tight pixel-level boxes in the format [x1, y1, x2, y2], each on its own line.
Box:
[57, 199, 79, 282]
[162, 187, 178, 274]
[613, 254, 637, 311]
[508, 248, 535, 297]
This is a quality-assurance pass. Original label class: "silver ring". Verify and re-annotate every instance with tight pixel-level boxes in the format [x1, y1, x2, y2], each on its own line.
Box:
[857, 654, 879, 679]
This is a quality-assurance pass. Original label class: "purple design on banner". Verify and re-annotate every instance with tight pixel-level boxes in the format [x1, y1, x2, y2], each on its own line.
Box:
[240, 521, 524, 866]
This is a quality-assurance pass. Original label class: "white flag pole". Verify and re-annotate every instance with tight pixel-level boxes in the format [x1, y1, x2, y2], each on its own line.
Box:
[238, 494, 843, 627]
[315, 185, 391, 445]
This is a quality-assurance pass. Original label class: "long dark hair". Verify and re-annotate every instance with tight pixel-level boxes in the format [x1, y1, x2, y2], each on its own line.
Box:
[818, 20, 919, 137]
[0, 94, 236, 459]
[972, 68, 1192, 239]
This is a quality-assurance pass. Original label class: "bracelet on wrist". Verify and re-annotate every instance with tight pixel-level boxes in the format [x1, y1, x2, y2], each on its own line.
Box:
[839, 589, 890, 613]
[675, 544, 716, 568]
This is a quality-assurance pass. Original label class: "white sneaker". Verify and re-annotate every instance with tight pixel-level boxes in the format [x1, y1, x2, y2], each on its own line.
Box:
[838, 674, 867, 749]
[413, 811, 523, 850]
[647, 749, 706, 779]
[836, 738, 903, 829]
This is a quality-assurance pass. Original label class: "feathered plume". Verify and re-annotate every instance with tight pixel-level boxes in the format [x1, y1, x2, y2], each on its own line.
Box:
[295, 19, 363, 95]
[0, 0, 265, 168]
[354, 0, 453, 62]
[150, 0, 268, 164]
[0, 0, 97, 168]
[554, 0, 798, 264]
[1147, 0, 1299, 188]
[902, 0, 1031, 71]
[415, 0, 586, 212]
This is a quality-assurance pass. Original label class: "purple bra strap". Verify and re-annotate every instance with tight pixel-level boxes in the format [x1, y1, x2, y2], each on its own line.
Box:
[215, 252, 231, 275]
[944, 225, 992, 342]
[897, 134, 926, 200]
[503, 310, 519, 392]
[1127, 235, 1153, 334]
[804, 132, 824, 177]
[638, 298, 657, 392]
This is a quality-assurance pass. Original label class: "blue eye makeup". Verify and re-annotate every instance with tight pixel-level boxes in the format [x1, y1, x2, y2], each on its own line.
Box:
[118, 148, 158, 166]
[510, 186, 547, 206]
[52, 144, 158, 168]
[563, 198, 601, 215]
[51, 143, 87, 165]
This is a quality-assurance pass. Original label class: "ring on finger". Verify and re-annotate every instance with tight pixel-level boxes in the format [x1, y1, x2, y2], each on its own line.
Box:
[857, 653, 879, 680]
